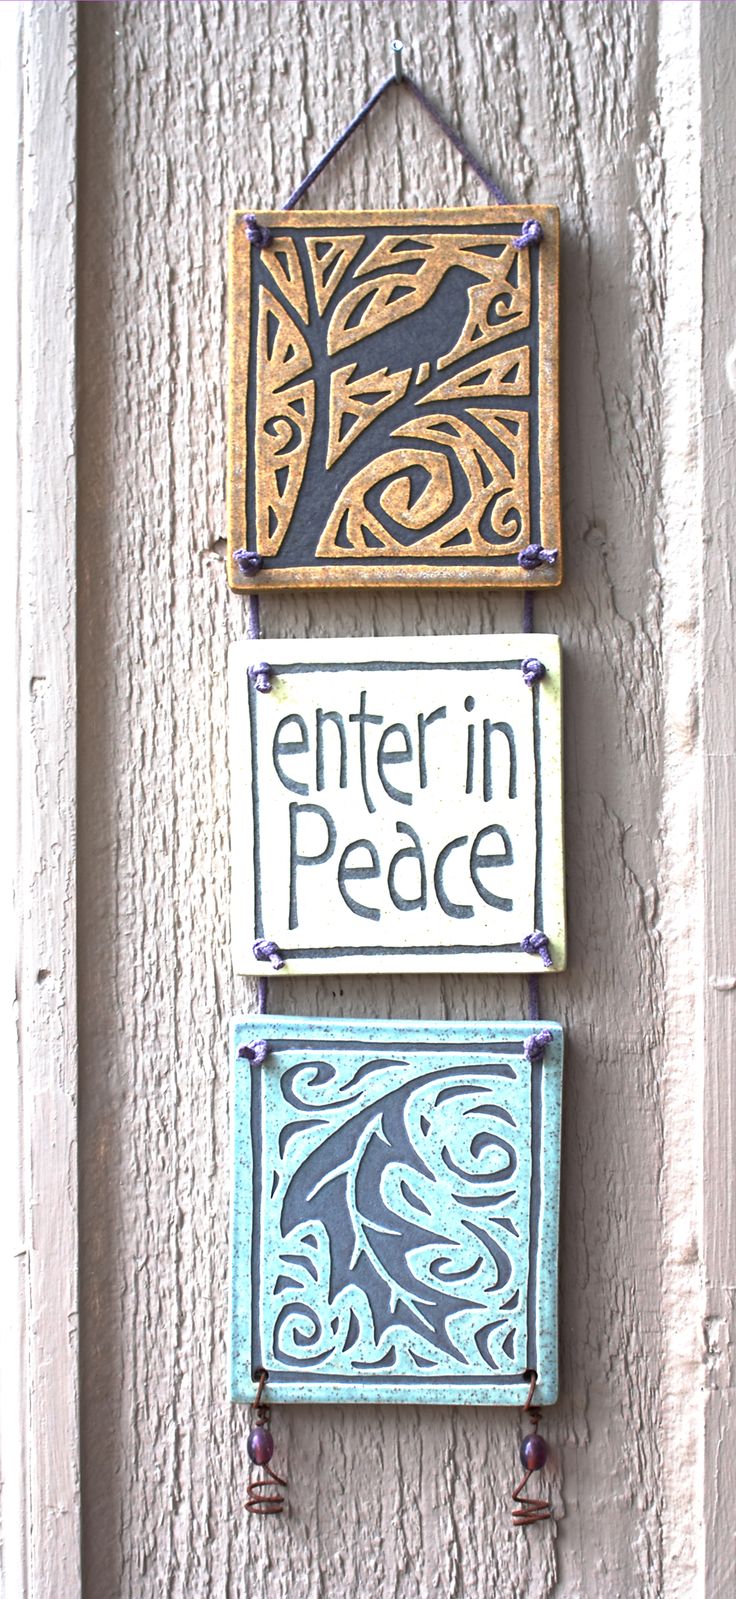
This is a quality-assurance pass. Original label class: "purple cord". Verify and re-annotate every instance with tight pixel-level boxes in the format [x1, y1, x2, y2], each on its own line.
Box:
[521, 656, 546, 687]
[243, 75, 543, 253]
[243, 72, 544, 270]
[264, 71, 511, 216]
[521, 931, 553, 969]
[523, 1027, 553, 1063]
[247, 590, 278, 1003]
[518, 544, 558, 572]
[253, 938, 285, 971]
[238, 1039, 270, 1067]
[248, 661, 273, 694]
[244, 215, 272, 248]
[402, 76, 509, 206]
[513, 218, 544, 249]
[234, 548, 263, 575]
[527, 973, 540, 1022]
[282, 75, 396, 210]
[247, 593, 261, 642]
[521, 557, 550, 1021]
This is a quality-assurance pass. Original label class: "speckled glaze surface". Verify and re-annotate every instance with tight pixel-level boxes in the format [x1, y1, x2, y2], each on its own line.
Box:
[227, 207, 562, 592]
[231, 1016, 562, 1407]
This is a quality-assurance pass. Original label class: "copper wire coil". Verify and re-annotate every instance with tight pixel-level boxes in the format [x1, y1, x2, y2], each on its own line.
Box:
[510, 1371, 552, 1527]
[253, 1367, 268, 1412]
[246, 1368, 287, 1516]
[511, 1469, 551, 1526]
[245, 1463, 288, 1516]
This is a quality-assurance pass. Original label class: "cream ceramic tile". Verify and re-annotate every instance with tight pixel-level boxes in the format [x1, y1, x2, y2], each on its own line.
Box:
[230, 634, 565, 975]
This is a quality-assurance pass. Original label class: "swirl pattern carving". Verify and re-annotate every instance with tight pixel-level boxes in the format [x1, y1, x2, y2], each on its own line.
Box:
[231, 1020, 563, 1406]
[315, 411, 529, 557]
[265, 1049, 530, 1382]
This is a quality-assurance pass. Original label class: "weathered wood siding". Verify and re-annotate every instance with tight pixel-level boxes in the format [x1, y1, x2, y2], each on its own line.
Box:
[702, 6, 736, 1593]
[53, 1, 724, 1594]
[12, 5, 80, 1596]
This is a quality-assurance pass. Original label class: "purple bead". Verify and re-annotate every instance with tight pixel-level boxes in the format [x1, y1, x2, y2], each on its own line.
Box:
[247, 1425, 274, 1466]
[520, 1432, 548, 1473]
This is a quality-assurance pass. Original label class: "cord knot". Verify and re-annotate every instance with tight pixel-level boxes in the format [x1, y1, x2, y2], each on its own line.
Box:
[514, 218, 544, 250]
[517, 544, 558, 572]
[253, 938, 285, 971]
[234, 548, 264, 575]
[244, 214, 272, 248]
[238, 1039, 270, 1067]
[521, 930, 553, 968]
[523, 1028, 554, 1063]
[248, 661, 273, 694]
[521, 656, 546, 687]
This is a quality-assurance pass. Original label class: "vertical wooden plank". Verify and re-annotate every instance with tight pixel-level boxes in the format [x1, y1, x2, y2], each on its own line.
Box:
[701, 6, 736, 1594]
[656, 8, 705, 1596]
[13, 3, 80, 1596]
[0, 6, 27, 1593]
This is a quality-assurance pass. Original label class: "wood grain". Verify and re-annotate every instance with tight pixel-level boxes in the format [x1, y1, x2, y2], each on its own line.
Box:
[701, 6, 736, 1594]
[13, 4, 81, 1596]
[70, 3, 705, 1596]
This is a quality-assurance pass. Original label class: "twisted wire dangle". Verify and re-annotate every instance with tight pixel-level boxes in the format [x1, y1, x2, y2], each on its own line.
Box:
[511, 1371, 552, 1526]
[245, 1368, 287, 1515]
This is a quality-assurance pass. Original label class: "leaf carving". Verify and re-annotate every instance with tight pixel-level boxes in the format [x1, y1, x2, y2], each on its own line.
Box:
[419, 346, 530, 404]
[305, 234, 365, 315]
[326, 362, 412, 468]
[315, 411, 529, 558]
[265, 1058, 530, 1375]
[255, 287, 315, 555]
[260, 237, 310, 324]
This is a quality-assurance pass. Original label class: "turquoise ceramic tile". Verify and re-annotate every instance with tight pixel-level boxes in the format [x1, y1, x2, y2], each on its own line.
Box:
[231, 1016, 562, 1407]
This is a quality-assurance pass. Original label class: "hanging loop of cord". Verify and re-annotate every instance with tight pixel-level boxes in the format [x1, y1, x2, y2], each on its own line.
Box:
[243, 51, 543, 223]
